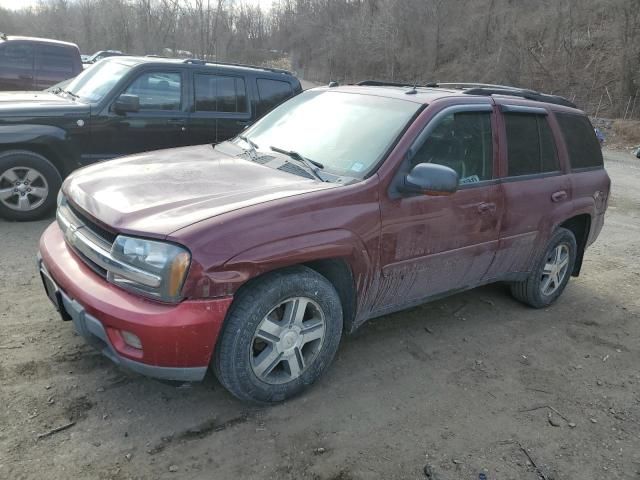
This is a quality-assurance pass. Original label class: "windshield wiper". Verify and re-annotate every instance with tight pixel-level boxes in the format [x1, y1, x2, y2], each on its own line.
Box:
[270, 145, 326, 181]
[63, 89, 79, 99]
[238, 135, 259, 159]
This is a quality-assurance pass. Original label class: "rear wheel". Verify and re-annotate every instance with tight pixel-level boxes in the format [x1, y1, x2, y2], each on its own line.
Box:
[510, 227, 577, 308]
[214, 266, 343, 403]
[0, 150, 62, 221]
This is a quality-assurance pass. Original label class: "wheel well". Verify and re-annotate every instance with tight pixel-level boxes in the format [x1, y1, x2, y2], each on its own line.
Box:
[304, 258, 357, 333]
[559, 214, 591, 276]
[0, 144, 68, 177]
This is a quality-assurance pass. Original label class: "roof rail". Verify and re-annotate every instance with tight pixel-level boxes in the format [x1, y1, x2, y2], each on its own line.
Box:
[357, 80, 431, 88]
[181, 57, 292, 75]
[426, 82, 576, 108]
[463, 87, 577, 108]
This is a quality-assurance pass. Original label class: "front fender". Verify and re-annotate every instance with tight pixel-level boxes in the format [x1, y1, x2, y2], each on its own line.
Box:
[190, 228, 373, 301]
[0, 124, 79, 175]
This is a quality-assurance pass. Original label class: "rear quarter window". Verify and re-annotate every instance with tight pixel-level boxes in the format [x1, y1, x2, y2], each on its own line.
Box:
[256, 78, 294, 117]
[555, 113, 603, 169]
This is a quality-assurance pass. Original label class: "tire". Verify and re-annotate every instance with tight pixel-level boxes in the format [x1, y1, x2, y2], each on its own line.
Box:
[0, 150, 62, 221]
[214, 266, 343, 403]
[510, 227, 577, 308]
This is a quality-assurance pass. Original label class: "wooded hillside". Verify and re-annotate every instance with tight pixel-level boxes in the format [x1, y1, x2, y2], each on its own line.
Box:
[2, 0, 639, 118]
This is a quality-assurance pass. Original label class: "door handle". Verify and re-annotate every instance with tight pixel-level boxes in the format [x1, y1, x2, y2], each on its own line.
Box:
[551, 190, 568, 202]
[166, 118, 186, 126]
[477, 202, 496, 214]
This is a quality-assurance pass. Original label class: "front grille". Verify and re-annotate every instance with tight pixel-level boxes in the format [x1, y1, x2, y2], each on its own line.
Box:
[67, 202, 117, 244]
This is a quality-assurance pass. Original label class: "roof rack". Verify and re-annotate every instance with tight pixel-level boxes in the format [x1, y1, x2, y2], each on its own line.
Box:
[428, 82, 577, 108]
[357, 80, 431, 88]
[181, 58, 292, 75]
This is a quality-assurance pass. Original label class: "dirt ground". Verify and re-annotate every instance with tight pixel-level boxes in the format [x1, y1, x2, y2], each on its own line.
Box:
[1, 150, 639, 480]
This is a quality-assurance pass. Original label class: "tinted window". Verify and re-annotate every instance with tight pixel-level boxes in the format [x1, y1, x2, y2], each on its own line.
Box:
[0, 43, 34, 69]
[505, 113, 559, 176]
[411, 111, 493, 184]
[556, 113, 603, 169]
[256, 79, 293, 117]
[37, 45, 74, 75]
[124, 72, 182, 110]
[194, 74, 247, 113]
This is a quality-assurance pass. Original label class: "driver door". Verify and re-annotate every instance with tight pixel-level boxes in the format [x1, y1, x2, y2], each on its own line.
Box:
[373, 104, 504, 313]
[89, 70, 190, 161]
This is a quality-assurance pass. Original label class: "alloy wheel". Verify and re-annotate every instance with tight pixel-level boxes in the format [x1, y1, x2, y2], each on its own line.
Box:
[540, 243, 570, 296]
[0, 166, 49, 212]
[251, 297, 326, 385]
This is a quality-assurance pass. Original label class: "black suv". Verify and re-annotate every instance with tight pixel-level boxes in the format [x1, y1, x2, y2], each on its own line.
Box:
[0, 33, 83, 91]
[0, 56, 302, 220]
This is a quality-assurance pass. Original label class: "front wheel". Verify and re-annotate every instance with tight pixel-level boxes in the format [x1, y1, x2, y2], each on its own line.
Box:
[0, 150, 62, 221]
[213, 266, 343, 403]
[510, 227, 577, 308]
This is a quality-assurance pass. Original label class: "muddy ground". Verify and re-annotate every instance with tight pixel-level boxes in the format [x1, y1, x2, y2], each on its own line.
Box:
[1, 150, 639, 480]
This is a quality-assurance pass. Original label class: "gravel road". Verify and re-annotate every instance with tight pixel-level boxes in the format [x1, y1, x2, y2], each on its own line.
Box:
[1, 150, 639, 479]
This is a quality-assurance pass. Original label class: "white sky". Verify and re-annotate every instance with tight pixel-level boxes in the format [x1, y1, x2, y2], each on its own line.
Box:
[0, 0, 274, 10]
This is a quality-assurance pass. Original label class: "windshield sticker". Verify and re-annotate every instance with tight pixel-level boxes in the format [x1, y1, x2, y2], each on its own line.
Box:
[351, 162, 365, 172]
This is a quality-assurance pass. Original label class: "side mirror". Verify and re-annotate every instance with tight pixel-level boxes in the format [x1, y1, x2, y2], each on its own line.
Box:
[401, 163, 459, 196]
[114, 94, 140, 114]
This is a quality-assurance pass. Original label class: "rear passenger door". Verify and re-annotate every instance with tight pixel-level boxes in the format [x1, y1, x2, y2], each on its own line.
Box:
[0, 42, 35, 90]
[34, 45, 77, 89]
[485, 105, 569, 280]
[189, 72, 251, 144]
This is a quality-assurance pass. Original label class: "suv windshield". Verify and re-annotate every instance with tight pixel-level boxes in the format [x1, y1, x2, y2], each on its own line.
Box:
[65, 59, 131, 102]
[238, 90, 420, 178]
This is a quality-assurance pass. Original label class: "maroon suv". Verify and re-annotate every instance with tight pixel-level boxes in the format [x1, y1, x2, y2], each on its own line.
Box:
[38, 82, 610, 403]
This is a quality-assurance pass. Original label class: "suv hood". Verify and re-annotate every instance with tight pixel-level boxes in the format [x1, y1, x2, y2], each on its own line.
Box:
[0, 91, 89, 117]
[64, 144, 336, 237]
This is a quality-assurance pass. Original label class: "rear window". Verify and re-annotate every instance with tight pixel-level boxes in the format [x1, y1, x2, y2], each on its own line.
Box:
[256, 78, 294, 117]
[505, 113, 559, 176]
[37, 45, 75, 75]
[555, 113, 603, 169]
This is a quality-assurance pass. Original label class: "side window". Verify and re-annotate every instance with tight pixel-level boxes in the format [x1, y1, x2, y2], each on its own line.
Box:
[555, 113, 604, 169]
[505, 113, 559, 176]
[36, 45, 74, 75]
[124, 72, 182, 111]
[411, 111, 493, 184]
[256, 79, 293, 117]
[0, 43, 34, 69]
[194, 74, 247, 113]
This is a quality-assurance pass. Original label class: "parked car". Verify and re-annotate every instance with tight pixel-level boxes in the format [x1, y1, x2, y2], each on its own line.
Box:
[0, 33, 82, 91]
[0, 56, 302, 220]
[83, 50, 125, 64]
[37, 82, 610, 403]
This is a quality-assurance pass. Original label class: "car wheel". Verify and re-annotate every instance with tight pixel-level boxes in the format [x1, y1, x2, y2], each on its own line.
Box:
[213, 266, 343, 403]
[0, 150, 62, 221]
[510, 227, 577, 308]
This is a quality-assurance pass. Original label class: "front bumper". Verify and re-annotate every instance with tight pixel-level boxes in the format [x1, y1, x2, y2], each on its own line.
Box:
[38, 222, 233, 382]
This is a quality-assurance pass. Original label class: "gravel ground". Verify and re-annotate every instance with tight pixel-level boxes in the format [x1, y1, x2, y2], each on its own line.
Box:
[1, 150, 639, 480]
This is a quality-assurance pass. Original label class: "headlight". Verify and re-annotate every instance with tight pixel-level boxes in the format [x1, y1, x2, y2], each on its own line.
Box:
[109, 235, 191, 303]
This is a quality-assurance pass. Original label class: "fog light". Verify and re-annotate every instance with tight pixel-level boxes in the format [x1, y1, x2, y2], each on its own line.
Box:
[121, 330, 142, 350]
